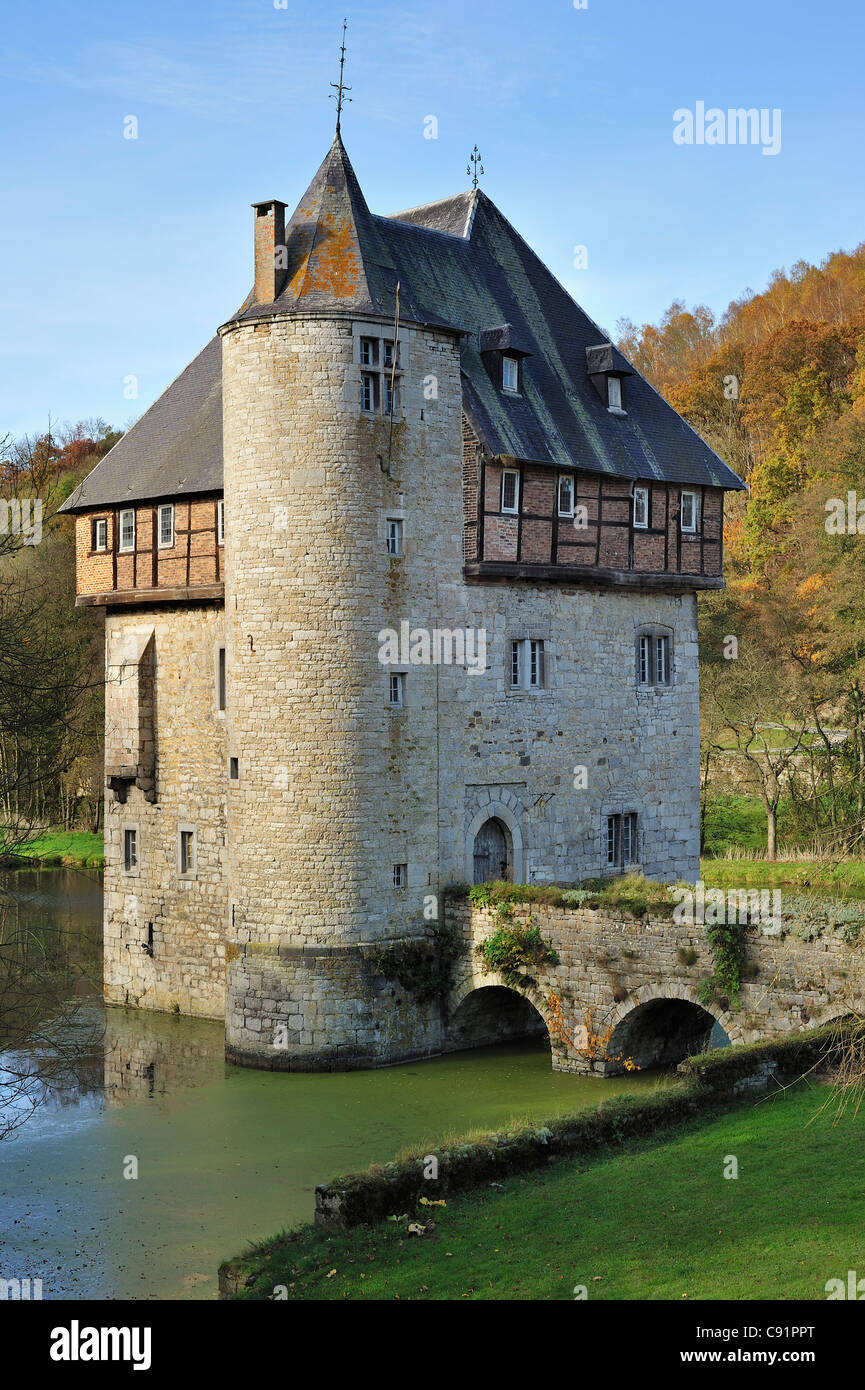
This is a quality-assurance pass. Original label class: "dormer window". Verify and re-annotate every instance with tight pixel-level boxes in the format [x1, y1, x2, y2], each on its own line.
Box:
[586, 343, 634, 415]
[480, 327, 532, 398]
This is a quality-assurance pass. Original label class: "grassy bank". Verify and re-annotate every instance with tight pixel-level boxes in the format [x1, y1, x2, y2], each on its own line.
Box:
[228, 1082, 863, 1301]
[0, 830, 104, 869]
[700, 857, 865, 895]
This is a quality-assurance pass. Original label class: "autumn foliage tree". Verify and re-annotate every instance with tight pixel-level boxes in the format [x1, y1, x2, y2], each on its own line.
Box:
[620, 244, 865, 855]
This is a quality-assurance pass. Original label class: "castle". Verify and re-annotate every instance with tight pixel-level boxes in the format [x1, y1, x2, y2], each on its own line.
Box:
[60, 133, 744, 1070]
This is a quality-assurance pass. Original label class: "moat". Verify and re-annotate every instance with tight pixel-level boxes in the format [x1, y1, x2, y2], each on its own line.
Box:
[0, 869, 678, 1300]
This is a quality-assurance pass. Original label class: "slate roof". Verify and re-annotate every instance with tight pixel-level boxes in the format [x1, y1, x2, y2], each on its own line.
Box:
[60, 335, 224, 512]
[61, 135, 744, 514]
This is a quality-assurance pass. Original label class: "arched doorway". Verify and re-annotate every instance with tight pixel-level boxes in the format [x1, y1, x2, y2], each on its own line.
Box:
[606, 997, 729, 1073]
[444, 985, 549, 1053]
[473, 817, 512, 883]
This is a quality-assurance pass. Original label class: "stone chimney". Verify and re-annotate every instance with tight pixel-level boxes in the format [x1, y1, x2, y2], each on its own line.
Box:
[251, 199, 287, 304]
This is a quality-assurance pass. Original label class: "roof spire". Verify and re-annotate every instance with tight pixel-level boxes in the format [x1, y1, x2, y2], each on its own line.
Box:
[466, 144, 484, 190]
[330, 18, 352, 135]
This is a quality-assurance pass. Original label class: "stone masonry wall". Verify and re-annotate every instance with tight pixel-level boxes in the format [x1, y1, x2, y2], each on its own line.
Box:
[450, 900, 864, 1073]
[220, 313, 463, 1068]
[103, 604, 226, 1018]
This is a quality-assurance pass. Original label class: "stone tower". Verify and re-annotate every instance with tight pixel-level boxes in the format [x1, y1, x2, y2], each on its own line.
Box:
[220, 137, 459, 1068]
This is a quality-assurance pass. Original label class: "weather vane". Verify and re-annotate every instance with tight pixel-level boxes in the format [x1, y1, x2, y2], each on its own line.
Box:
[467, 145, 484, 189]
[330, 18, 352, 134]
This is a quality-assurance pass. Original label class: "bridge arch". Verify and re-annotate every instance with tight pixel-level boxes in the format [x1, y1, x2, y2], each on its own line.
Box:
[445, 982, 550, 1053]
[603, 984, 743, 1074]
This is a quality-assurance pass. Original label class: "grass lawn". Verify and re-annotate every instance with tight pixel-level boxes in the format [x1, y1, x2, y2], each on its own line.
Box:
[3, 829, 104, 869]
[700, 858, 865, 896]
[230, 1083, 865, 1301]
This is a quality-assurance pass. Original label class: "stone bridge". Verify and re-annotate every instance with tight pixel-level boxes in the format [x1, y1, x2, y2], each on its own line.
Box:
[443, 899, 865, 1073]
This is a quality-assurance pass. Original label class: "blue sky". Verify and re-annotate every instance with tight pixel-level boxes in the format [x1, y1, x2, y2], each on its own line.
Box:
[2, 0, 864, 438]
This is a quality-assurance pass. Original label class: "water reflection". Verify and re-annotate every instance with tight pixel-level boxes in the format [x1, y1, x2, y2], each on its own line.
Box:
[0, 869, 677, 1302]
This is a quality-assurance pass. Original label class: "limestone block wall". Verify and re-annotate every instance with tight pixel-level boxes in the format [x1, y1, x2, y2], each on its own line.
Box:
[103, 604, 227, 1018]
[451, 901, 864, 1073]
[220, 313, 463, 1068]
[432, 586, 701, 886]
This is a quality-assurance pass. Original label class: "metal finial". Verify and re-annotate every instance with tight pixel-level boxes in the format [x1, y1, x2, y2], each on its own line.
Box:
[330, 18, 352, 134]
[467, 145, 484, 189]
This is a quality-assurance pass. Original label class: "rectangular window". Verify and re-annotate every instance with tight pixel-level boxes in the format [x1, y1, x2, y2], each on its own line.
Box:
[655, 635, 669, 686]
[386, 518, 403, 556]
[501, 469, 519, 514]
[680, 490, 698, 532]
[529, 639, 544, 689]
[637, 631, 671, 688]
[179, 828, 196, 878]
[639, 633, 652, 686]
[123, 827, 138, 873]
[633, 486, 649, 529]
[158, 504, 174, 549]
[606, 816, 618, 867]
[217, 499, 225, 545]
[360, 337, 378, 367]
[229, 757, 239, 781]
[607, 813, 638, 869]
[383, 339, 397, 370]
[510, 639, 522, 689]
[607, 376, 623, 410]
[393, 863, 407, 889]
[557, 474, 574, 517]
[217, 647, 226, 712]
[361, 373, 379, 413]
[92, 517, 108, 552]
[389, 672, 405, 707]
[502, 356, 519, 392]
[510, 638, 545, 691]
[383, 376, 398, 416]
[622, 812, 636, 865]
[119, 509, 135, 553]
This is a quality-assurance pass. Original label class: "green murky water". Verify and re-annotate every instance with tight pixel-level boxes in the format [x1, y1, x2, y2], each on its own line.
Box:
[0, 870, 674, 1301]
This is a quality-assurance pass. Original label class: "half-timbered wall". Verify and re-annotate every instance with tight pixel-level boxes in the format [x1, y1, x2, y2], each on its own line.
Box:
[467, 456, 724, 583]
[73, 495, 224, 604]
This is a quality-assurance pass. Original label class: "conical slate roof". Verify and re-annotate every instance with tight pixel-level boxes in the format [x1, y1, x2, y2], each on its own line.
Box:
[240, 133, 397, 320]
[61, 136, 744, 514]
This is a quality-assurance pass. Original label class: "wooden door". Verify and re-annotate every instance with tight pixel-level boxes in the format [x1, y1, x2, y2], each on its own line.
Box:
[473, 818, 510, 884]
